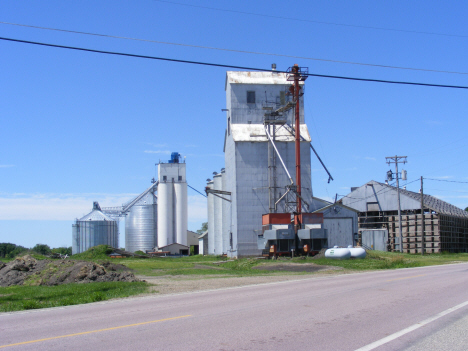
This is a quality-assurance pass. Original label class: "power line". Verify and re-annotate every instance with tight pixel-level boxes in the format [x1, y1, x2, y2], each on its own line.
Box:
[153, 0, 468, 39]
[2, 21, 468, 76]
[425, 178, 468, 184]
[2, 36, 468, 90]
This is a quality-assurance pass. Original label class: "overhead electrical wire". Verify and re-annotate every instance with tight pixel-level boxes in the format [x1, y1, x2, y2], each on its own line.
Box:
[2, 36, 468, 90]
[2, 21, 468, 76]
[425, 178, 468, 184]
[153, 0, 468, 39]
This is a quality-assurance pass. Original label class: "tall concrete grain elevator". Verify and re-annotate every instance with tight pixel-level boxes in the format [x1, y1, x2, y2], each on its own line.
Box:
[207, 68, 323, 257]
[157, 152, 188, 248]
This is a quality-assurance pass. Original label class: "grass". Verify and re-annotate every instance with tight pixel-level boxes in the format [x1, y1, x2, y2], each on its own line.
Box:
[121, 255, 268, 276]
[0, 281, 150, 312]
[101, 250, 468, 276]
[292, 251, 468, 270]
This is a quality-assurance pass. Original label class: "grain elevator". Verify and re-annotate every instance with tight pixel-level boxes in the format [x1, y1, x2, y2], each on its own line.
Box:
[157, 152, 188, 247]
[207, 67, 326, 257]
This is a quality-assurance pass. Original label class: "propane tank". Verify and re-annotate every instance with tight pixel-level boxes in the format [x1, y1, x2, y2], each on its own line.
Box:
[325, 246, 351, 260]
[347, 245, 366, 259]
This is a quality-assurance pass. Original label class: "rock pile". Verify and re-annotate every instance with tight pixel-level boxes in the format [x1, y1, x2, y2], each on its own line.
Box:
[0, 255, 140, 287]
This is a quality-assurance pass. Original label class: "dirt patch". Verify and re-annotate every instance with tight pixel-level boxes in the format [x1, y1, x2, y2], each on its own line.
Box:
[138, 266, 344, 295]
[0, 255, 140, 287]
[252, 263, 333, 273]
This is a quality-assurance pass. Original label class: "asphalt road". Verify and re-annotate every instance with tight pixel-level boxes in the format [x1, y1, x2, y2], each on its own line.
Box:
[1, 263, 467, 350]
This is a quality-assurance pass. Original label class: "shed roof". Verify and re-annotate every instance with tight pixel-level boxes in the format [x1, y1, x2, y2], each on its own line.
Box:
[355, 180, 468, 218]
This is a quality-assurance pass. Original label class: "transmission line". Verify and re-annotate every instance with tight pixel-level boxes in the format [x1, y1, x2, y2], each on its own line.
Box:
[2, 36, 468, 90]
[2, 21, 467, 75]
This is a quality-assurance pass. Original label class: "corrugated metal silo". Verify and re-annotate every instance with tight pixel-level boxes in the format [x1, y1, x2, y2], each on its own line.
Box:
[72, 202, 119, 255]
[125, 192, 157, 253]
[174, 182, 188, 245]
[213, 173, 223, 255]
[157, 181, 173, 248]
[221, 168, 230, 253]
[207, 179, 215, 254]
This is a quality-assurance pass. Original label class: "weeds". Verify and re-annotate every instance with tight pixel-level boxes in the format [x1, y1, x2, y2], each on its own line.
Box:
[0, 282, 150, 312]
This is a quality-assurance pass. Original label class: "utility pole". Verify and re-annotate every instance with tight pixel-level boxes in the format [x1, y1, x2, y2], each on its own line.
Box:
[421, 176, 425, 255]
[386, 155, 407, 253]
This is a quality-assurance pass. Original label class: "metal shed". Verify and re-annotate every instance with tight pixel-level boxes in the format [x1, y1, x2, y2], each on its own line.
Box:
[341, 180, 468, 253]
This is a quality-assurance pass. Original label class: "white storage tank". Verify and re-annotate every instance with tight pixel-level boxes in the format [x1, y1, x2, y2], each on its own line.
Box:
[348, 245, 366, 259]
[325, 246, 351, 260]
[125, 192, 157, 253]
[72, 202, 119, 255]
[157, 181, 173, 248]
[207, 178, 215, 255]
[174, 182, 188, 246]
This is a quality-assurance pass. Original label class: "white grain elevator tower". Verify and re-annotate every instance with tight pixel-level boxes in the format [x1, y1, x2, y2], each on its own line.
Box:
[157, 152, 188, 248]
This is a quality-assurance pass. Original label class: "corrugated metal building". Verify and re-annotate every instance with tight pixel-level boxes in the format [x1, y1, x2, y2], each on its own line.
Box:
[207, 71, 328, 257]
[341, 180, 468, 253]
[310, 198, 359, 248]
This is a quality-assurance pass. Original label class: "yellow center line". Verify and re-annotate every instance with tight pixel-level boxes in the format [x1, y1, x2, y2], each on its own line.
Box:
[386, 274, 426, 282]
[0, 314, 192, 349]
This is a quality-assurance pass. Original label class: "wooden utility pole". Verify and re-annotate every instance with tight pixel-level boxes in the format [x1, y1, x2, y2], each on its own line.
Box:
[386, 155, 407, 253]
[421, 176, 425, 255]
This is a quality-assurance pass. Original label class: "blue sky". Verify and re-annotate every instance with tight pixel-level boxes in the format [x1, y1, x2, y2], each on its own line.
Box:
[1, 0, 467, 248]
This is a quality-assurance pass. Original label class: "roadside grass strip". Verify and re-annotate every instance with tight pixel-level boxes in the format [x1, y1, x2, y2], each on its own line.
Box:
[0, 281, 150, 312]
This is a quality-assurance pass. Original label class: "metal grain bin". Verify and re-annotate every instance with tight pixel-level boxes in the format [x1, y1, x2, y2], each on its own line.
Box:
[72, 202, 119, 255]
[125, 192, 157, 253]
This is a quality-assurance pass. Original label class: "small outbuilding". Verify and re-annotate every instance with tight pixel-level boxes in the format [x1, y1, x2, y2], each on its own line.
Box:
[158, 243, 190, 256]
[198, 230, 208, 255]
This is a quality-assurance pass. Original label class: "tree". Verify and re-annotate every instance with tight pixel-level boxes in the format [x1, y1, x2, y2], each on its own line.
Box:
[196, 222, 208, 235]
[32, 244, 51, 256]
[465, 207, 468, 212]
[0, 243, 27, 258]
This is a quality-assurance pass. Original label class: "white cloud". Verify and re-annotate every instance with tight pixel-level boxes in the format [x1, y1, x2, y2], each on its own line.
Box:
[0, 165, 15, 168]
[0, 192, 208, 225]
[144, 150, 171, 155]
[433, 176, 453, 179]
[0, 193, 136, 220]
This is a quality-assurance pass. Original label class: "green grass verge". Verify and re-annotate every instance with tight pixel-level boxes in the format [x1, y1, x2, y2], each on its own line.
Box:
[292, 251, 468, 270]
[0, 281, 150, 312]
[104, 251, 468, 276]
[122, 255, 268, 276]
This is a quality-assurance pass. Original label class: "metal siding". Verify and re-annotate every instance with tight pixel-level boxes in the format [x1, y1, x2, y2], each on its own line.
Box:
[362, 229, 388, 251]
[157, 182, 173, 248]
[75, 219, 118, 253]
[221, 170, 230, 254]
[125, 204, 156, 253]
[174, 182, 188, 245]
[324, 218, 353, 248]
[213, 174, 223, 255]
[207, 181, 215, 255]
